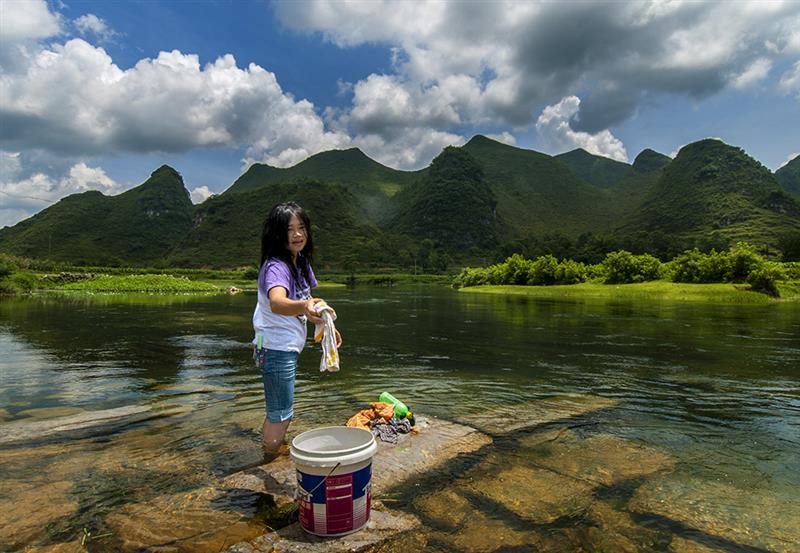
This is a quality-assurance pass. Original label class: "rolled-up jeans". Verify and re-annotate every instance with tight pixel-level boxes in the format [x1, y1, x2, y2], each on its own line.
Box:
[257, 349, 298, 423]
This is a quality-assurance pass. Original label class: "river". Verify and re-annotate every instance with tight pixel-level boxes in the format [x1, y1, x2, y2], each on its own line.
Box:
[1, 286, 798, 552]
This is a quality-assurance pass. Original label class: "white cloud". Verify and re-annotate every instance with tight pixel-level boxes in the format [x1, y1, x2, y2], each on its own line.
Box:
[275, 0, 800, 133]
[189, 186, 214, 204]
[353, 128, 465, 171]
[778, 60, 800, 98]
[73, 14, 118, 43]
[535, 96, 628, 162]
[0, 38, 351, 167]
[0, 0, 61, 41]
[733, 58, 772, 88]
[777, 152, 799, 170]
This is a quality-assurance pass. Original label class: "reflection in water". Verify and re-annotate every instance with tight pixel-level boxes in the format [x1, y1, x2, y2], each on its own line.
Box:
[0, 288, 799, 551]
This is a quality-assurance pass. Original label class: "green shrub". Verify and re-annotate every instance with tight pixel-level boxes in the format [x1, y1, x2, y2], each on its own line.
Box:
[728, 242, 765, 281]
[555, 259, 588, 284]
[747, 263, 787, 296]
[452, 267, 490, 288]
[528, 255, 559, 285]
[602, 251, 662, 284]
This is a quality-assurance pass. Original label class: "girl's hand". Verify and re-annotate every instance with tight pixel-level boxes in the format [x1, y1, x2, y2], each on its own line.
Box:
[334, 329, 342, 348]
[304, 297, 322, 319]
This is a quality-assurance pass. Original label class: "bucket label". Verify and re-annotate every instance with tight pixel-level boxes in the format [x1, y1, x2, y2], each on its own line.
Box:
[297, 463, 372, 535]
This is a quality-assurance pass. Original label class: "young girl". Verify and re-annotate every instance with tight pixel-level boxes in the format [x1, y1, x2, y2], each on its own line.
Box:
[253, 201, 342, 455]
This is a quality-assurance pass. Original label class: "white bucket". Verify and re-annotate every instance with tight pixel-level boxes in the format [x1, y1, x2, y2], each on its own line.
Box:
[290, 426, 377, 536]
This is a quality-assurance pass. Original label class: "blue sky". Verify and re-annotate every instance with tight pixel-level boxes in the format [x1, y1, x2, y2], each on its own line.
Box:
[1, 0, 799, 227]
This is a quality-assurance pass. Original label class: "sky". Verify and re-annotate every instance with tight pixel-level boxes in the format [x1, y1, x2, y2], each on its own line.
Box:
[1, 0, 799, 228]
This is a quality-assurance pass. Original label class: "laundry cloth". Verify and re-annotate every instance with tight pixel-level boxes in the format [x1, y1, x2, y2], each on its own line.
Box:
[313, 300, 339, 372]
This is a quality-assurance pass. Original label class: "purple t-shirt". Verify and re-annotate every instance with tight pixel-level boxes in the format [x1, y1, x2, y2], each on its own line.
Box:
[252, 257, 317, 352]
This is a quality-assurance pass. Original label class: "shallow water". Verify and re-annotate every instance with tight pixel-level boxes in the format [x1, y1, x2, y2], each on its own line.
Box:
[0, 287, 798, 552]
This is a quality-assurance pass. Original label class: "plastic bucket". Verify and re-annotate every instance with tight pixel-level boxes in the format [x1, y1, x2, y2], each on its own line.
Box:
[290, 426, 378, 536]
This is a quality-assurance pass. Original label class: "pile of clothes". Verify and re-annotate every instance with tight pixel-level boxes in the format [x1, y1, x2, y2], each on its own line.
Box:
[346, 402, 414, 444]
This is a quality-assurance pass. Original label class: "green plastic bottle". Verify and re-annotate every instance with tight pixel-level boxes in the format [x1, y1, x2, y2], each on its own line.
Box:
[379, 391, 409, 418]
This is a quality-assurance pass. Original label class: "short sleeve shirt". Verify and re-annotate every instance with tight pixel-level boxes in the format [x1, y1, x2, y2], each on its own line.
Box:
[252, 257, 318, 352]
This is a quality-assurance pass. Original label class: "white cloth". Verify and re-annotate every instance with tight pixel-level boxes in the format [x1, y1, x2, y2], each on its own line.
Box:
[313, 300, 339, 372]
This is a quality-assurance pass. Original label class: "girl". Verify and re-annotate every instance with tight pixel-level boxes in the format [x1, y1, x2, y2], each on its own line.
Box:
[252, 201, 342, 456]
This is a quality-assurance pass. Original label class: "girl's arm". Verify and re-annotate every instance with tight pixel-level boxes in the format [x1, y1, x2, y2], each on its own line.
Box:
[268, 286, 320, 318]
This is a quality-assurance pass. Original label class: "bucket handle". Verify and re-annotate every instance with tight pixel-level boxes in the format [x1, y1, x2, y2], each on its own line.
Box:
[298, 461, 341, 501]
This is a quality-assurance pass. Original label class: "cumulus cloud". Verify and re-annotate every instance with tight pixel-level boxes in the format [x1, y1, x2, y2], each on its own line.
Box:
[275, 0, 800, 135]
[535, 96, 628, 162]
[189, 185, 214, 204]
[353, 128, 464, 170]
[0, 0, 61, 41]
[0, 40, 350, 166]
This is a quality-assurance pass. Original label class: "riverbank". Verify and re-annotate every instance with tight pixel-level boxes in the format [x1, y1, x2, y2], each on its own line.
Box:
[459, 280, 800, 303]
[0, 270, 449, 295]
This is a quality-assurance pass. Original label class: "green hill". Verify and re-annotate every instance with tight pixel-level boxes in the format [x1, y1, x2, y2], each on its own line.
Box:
[0, 166, 193, 264]
[460, 135, 609, 237]
[555, 148, 631, 187]
[631, 149, 672, 173]
[3, 138, 798, 268]
[168, 179, 396, 269]
[775, 155, 800, 198]
[391, 147, 499, 255]
[619, 140, 800, 247]
[224, 148, 420, 222]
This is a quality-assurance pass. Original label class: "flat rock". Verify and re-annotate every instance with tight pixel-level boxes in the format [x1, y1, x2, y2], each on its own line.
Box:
[458, 394, 619, 435]
[223, 415, 491, 504]
[225, 510, 419, 553]
[224, 415, 490, 552]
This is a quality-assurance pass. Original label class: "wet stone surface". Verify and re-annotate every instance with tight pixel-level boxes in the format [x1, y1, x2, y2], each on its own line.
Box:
[630, 475, 800, 553]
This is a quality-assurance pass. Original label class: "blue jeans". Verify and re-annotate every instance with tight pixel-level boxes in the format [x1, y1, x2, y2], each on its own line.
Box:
[258, 349, 298, 423]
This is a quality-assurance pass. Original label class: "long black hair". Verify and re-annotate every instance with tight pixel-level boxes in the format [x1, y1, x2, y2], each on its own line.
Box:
[259, 202, 314, 286]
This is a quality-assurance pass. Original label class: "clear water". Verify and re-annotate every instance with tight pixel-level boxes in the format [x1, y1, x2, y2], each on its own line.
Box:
[0, 287, 798, 552]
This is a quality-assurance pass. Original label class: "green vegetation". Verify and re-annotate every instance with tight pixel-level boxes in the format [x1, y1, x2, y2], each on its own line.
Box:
[392, 146, 499, 255]
[60, 274, 220, 292]
[454, 242, 796, 299]
[620, 139, 800, 249]
[459, 282, 783, 304]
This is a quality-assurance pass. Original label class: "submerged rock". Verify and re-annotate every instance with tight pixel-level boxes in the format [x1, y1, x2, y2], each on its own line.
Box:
[458, 394, 619, 435]
[630, 475, 800, 553]
[532, 433, 676, 486]
[0, 405, 155, 445]
[0, 480, 79, 549]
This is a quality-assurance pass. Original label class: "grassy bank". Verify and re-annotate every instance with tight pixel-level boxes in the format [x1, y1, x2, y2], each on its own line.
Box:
[459, 280, 800, 303]
[0, 269, 441, 295]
